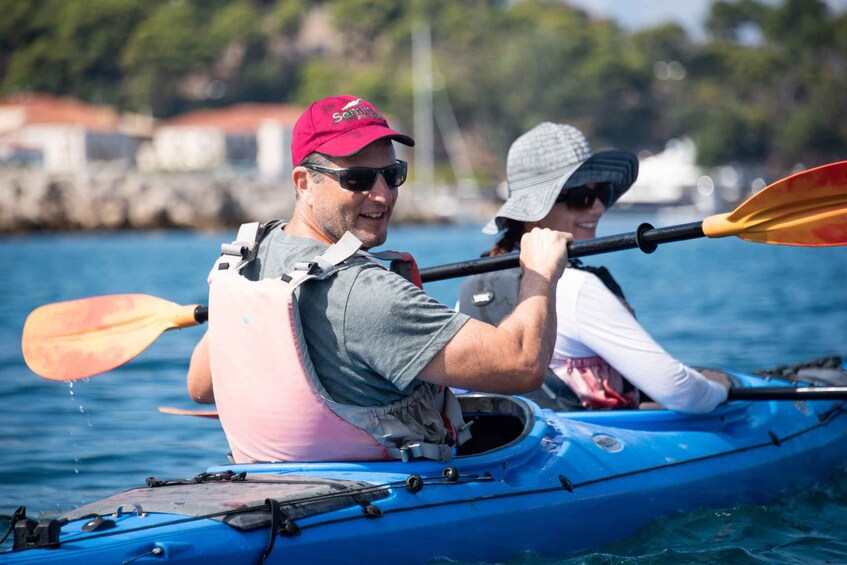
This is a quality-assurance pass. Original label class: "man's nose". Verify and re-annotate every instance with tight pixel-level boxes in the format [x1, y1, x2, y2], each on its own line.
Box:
[367, 173, 393, 202]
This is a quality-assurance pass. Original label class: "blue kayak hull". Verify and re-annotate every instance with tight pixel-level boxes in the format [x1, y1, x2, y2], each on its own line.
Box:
[4, 369, 847, 564]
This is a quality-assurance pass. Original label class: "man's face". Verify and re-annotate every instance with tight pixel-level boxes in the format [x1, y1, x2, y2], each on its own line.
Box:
[307, 140, 398, 249]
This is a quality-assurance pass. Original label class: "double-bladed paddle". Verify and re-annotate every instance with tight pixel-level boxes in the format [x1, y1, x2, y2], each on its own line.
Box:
[420, 159, 847, 281]
[21, 160, 847, 385]
[158, 406, 220, 419]
[151, 383, 847, 420]
[22, 294, 207, 381]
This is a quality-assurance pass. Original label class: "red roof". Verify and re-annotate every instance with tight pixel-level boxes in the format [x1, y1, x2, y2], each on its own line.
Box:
[0, 92, 120, 131]
[164, 104, 304, 134]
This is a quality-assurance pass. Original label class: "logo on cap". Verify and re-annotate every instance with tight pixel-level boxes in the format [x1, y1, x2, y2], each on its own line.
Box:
[332, 99, 384, 124]
[342, 98, 362, 111]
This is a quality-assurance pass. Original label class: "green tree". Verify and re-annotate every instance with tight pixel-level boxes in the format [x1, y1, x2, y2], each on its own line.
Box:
[1, 0, 845, 176]
[120, 1, 219, 115]
[2, 0, 153, 105]
[0, 0, 50, 93]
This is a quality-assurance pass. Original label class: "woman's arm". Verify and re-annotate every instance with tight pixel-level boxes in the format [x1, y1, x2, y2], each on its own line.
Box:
[563, 273, 728, 413]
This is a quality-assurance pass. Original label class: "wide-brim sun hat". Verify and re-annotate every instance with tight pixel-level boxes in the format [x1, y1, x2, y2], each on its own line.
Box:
[483, 122, 638, 235]
[291, 94, 415, 167]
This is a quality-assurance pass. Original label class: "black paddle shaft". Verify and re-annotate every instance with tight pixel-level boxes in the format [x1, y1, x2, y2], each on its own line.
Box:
[729, 386, 847, 400]
[419, 222, 706, 283]
[195, 306, 209, 324]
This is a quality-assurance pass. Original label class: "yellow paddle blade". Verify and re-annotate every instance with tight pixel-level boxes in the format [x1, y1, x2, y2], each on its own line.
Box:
[22, 294, 200, 381]
[702, 161, 847, 245]
[159, 406, 220, 419]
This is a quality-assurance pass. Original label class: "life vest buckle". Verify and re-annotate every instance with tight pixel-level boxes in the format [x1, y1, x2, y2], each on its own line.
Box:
[399, 444, 417, 463]
[294, 258, 338, 280]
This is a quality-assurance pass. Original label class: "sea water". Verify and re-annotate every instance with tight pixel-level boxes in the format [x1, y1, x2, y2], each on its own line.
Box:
[1, 212, 846, 563]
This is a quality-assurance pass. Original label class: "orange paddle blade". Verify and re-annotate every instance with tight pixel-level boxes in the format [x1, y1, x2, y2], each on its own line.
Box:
[22, 294, 200, 381]
[702, 161, 847, 245]
[159, 406, 220, 419]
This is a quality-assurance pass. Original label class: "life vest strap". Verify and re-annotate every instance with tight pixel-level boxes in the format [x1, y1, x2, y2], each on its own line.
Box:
[394, 442, 453, 463]
[291, 232, 364, 282]
[369, 250, 423, 289]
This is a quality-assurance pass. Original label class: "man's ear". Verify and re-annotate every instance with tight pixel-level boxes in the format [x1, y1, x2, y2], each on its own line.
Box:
[292, 166, 313, 203]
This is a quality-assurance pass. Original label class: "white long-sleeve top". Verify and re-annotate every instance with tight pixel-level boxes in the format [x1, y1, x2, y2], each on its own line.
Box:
[552, 268, 727, 413]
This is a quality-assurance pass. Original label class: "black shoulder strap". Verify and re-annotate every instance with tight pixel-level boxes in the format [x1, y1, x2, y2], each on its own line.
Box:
[244, 219, 285, 263]
[257, 219, 284, 243]
[568, 259, 627, 301]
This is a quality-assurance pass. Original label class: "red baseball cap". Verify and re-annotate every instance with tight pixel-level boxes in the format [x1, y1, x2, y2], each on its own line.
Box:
[291, 95, 415, 167]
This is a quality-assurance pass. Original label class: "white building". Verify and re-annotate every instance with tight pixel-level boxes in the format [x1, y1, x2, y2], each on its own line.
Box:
[151, 104, 302, 177]
[0, 93, 144, 173]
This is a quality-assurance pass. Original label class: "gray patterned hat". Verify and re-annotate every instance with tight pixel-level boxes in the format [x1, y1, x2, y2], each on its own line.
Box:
[483, 122, 639, 234]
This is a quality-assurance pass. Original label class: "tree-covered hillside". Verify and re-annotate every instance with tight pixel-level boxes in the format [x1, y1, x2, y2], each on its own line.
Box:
[2, 0, 845, 181]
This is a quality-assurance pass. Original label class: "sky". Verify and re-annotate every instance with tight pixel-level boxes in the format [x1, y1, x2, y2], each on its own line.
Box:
[564, 0, 847, 40]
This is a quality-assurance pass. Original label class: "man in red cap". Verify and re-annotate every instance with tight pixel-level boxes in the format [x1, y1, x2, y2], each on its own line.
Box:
[187, 95, 572, 462]
[286, 95, 416, 250]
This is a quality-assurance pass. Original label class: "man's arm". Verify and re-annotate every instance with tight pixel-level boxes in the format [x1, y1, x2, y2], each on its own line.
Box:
[417, 228, 570, 394]
[187, 331, 214, 404]
[185, 228, 570, 402]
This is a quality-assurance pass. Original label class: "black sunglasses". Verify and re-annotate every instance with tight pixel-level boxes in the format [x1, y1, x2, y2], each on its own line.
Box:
[302, 160, 408, 192]
[556, 183, 615, 210]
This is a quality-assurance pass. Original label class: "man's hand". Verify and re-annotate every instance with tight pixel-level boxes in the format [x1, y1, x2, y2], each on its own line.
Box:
[418, 227, 573, 394]
[518, 227, 572, 284]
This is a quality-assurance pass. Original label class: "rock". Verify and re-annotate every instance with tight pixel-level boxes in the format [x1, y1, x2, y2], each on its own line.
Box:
[0, 168, 495, 232]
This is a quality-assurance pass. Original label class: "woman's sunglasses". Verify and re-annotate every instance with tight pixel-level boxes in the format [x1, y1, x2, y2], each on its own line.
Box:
[302, 160, 408, 192]
[556, 183, 615, 210]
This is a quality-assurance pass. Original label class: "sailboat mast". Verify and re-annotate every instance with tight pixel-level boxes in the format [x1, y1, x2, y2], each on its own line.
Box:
[412, 23, 434, 192]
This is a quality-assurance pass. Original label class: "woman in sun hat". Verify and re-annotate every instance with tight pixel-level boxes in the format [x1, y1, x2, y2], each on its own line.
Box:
[458, 122, 730, 413]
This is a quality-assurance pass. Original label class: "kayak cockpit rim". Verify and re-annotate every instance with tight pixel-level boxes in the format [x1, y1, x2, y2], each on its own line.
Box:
[454, 393, 534, 457]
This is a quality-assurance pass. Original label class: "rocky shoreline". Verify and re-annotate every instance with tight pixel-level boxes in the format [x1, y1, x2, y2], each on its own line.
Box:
[0, 167, 494, 233]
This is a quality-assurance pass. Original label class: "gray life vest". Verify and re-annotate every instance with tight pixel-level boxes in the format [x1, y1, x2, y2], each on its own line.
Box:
[456, 260, 632, 411]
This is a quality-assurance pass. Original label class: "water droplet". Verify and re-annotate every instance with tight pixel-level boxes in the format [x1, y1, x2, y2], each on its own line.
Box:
[74, 469, 79, 474]
[78, 405, 85, 413]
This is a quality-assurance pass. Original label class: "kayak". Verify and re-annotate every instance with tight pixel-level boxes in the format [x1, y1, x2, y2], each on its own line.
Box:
[4, 361, 847, 564]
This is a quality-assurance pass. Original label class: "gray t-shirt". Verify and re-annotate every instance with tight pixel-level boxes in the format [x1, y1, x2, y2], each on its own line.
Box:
[241, 226, 470, 407]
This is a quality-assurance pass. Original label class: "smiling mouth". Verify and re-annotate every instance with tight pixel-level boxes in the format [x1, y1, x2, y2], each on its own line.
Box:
[360, 212, 385, 220]
[576, 221, 597, 229]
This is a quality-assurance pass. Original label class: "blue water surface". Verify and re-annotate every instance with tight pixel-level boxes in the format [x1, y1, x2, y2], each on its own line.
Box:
[1, 212, 846, 563]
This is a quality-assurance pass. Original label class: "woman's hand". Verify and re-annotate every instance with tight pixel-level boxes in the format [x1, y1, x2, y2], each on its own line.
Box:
[700, 369, 732, 391]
